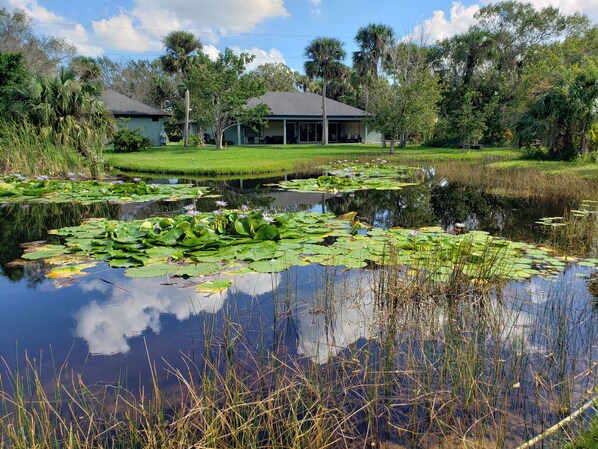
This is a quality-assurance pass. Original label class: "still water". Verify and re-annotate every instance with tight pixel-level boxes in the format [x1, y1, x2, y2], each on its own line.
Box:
[0, 173, 596, 446]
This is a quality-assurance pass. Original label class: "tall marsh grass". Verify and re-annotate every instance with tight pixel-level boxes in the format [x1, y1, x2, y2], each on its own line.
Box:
[0, 120, 91, 177]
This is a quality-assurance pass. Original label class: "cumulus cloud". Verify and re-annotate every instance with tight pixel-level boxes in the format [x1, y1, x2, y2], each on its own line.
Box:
[92, 13, 163, 52]
[0, 0, 288, 55]
[229, 46, 286, 69]
[411, 2, 480, 43]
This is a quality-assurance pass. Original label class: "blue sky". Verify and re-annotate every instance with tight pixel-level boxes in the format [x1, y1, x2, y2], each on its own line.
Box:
[1, 0, 596, 72]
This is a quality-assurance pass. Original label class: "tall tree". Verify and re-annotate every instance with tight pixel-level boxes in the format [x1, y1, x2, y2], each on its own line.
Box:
[0, 8, 75, 75]
[186, 49, 270, 150]
[370, 43, 441, 154]
[160, 30, 202, 78]
[353, 23, 394, 112]
[247, 63, 300, 92]
[304, 37, 346, 145]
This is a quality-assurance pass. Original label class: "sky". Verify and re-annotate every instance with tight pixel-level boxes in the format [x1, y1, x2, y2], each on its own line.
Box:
[1, 0, 597, 72]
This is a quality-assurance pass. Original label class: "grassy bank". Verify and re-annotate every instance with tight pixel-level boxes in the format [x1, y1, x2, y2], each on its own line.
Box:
[104, 144, 517, 176]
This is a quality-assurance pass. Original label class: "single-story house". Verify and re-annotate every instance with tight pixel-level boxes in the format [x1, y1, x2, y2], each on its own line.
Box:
[186, 91, 381, 145]
[101, 89, 169, 146]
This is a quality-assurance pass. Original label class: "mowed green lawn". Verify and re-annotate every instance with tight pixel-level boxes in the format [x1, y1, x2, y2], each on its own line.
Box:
[104, 144, 518, 176]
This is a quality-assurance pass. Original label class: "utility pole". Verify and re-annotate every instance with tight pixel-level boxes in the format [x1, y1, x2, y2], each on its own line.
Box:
[184, 89, 190, 147]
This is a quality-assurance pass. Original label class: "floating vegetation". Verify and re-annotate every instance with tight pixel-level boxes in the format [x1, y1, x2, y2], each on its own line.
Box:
[273, 160, 422, 193]
[0, 174, 209, 204]
[17, 209, 598, 288]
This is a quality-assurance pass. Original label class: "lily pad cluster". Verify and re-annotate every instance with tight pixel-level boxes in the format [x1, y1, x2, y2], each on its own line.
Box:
[0, 175, 208, 204]
[273, 160, 422, 193]
[18, 210, 598, 286]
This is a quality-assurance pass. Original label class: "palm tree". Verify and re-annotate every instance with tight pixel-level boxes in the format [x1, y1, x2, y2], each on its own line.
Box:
[160, 30, 202, 78]
[304, 37, 346, 145]
[16, 67, 114, 177]
[353, 23, 394, 81]
[161, 31, 202, 147]
[353, 23, 394, 115]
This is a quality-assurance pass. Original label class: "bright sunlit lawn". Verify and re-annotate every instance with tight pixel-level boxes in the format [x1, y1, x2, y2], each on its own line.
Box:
[104, 143, 518, 176]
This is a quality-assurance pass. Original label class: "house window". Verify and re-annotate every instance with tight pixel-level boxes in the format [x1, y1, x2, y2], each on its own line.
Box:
[152, 117, 159, 122]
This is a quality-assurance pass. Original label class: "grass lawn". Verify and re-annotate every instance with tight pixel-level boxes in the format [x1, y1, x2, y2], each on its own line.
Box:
[104, 144, 518, 177]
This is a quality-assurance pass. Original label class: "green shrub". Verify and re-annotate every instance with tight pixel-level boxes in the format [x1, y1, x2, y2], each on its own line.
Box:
[111, 126, 151, 152]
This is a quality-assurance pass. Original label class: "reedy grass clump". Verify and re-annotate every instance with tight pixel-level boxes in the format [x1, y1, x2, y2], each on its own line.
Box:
[0, 120, 91, 178]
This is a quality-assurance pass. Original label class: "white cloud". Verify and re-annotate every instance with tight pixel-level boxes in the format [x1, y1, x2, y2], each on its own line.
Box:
[92, 13, 163, 52]
[412, 2, 480, 43]
[131, 0, 288, 34]
[0, 0, 288, 55]
[309, 0, 322, 16]
[230, 46, 286, 69]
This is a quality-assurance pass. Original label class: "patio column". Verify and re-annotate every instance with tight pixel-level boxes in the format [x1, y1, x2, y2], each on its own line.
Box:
[365, 123, 368, 143]
[237, 124, 242, 146]
[283, 119, 287, 145]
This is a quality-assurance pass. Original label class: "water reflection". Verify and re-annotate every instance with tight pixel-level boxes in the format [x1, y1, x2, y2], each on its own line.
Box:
[75, 272, 280, 356]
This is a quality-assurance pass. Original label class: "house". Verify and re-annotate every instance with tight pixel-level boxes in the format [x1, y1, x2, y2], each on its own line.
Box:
[187, 91, 380, 145]
[100, 89, 169, 146]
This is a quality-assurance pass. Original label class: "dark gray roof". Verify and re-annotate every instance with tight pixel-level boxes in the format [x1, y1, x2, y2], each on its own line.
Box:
[247, 91, 367, 117]
[100, 89, 169, 117]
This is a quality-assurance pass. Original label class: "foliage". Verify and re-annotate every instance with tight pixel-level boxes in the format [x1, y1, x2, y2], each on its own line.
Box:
[453, 90, 491, 149]
[98, 57, 175, 110]
[0, 175, 208, 204]
[352, 23, 394, 111]
[0, 52, 27, 117]
[12, 67, 115, 178]
[111, 124, 152, 152]
[185, 48, 271, 149]
[369, 42, 441, 154]
[431, 1, 591, 146]
[0, 7, 76, 75]
[513, 70, 598, 159]
[160, 30, 202, 78]
[246, 62, 300, 92]
[304, 37, 347, 145]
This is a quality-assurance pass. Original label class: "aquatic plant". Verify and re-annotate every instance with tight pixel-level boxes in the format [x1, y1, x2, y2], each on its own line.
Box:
[273, 160, 422, 193]
[17, 210, 598, 285]
[0, 175, 209, 204]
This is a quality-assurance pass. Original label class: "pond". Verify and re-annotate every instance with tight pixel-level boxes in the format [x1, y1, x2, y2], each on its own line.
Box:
[0, 168, 596, 448]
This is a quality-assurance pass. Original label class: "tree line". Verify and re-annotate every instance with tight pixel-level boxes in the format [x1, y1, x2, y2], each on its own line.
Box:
[0, 1, 597, 160]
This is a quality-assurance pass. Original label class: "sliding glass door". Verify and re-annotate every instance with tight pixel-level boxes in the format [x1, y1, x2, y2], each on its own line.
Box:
[299, 122, 322, 143]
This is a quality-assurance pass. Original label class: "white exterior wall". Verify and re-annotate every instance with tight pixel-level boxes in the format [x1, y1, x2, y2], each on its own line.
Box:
[117, 117, 165, 146]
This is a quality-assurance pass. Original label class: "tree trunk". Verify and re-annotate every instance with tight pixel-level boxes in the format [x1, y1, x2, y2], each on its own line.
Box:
[215, 124, 224, 150]
[399, 133, 407, 148]
[389, 138, 395, 155]
[322, 79, 328, 145]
